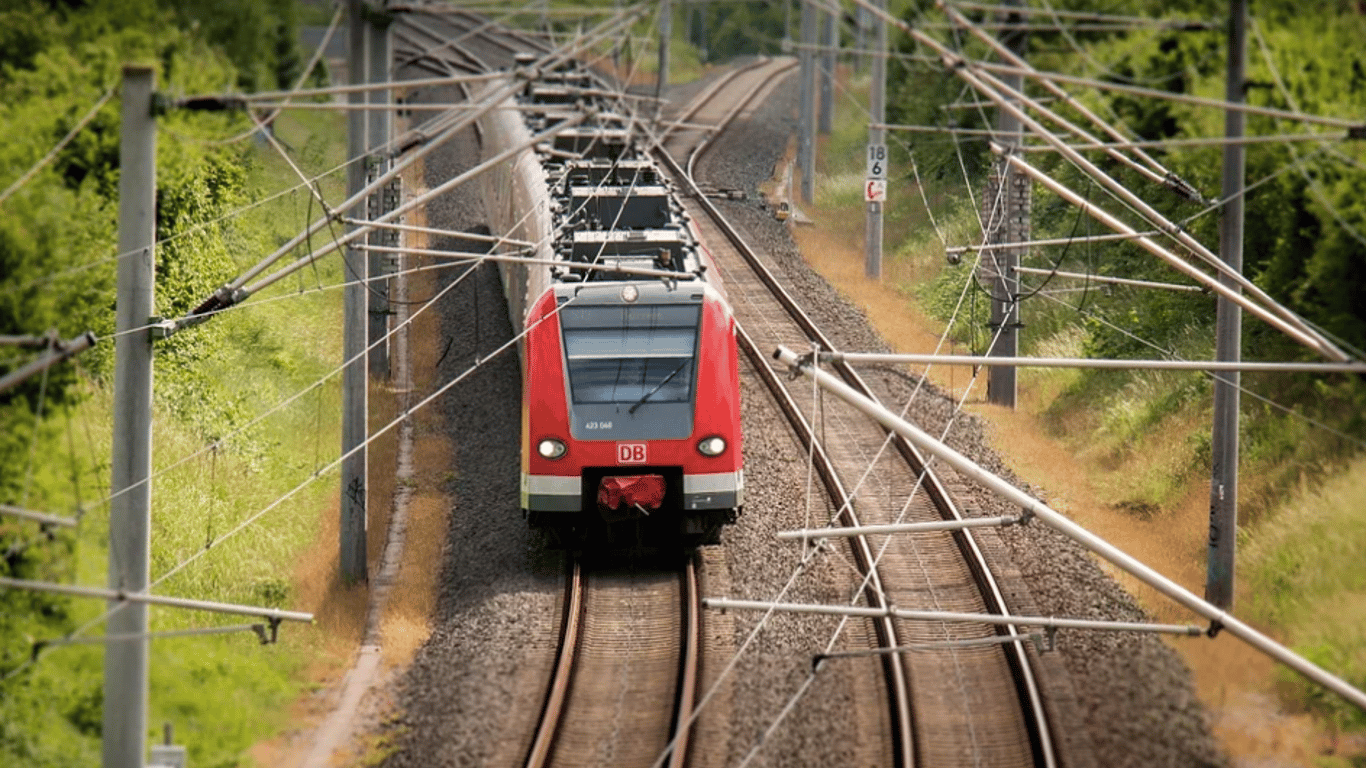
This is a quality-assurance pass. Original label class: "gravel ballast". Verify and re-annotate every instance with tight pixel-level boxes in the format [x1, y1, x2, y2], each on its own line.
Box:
[373, 58, 1227, 768]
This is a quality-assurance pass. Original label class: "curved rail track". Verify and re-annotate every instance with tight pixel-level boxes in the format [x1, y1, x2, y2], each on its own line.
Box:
[385, 12, 1056, 767]
[525, 556, 703, 768]
[657, 61, 1057, 768]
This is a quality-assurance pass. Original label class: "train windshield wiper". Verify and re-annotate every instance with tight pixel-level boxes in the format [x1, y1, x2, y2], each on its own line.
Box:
[628, 359, 690, 414]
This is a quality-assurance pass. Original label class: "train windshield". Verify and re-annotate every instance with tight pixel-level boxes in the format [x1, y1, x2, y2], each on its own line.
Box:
[560, 303, 701, 406]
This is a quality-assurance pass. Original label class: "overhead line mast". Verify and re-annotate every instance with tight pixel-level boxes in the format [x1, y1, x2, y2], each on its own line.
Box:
[104, 63, 156, 768]
[1207, 0, 1247, 611]
[984, 0, 1026, 408]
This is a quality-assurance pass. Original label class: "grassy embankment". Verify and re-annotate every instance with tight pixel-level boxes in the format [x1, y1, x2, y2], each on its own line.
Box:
[15, 107, 363, 768]
[786, 67, 1365, 760]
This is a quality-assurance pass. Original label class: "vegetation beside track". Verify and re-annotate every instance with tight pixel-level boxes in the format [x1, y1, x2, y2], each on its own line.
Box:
[0, 2, 356, 766]
[786, 1, 1366, 756]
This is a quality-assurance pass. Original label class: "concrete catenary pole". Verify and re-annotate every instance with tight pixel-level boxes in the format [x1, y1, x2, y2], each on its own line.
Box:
[818, 4, 835, 134]
[656, 0, 672, 106]
[799, 0, 816, 203]
[985, 0, 1026, 407]
[865, 0, 886, 279]
[342, 0, 369, 584]
[367, 7, 392, 379]
[855, 4, 869, 73]
[1208, 0, 1247, 610]
[104, 63, 155, 768]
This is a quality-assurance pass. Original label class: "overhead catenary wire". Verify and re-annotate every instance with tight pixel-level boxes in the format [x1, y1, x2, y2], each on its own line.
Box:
[190, 81, 520, 309]
[184, 5, 647, 320]
[948, 0, 1217, 28]
[999, 148, 1346, 356]
[81, 98, 666, 648]
[938, 2, 1206, 202]
[672, 47, 1036, 754]
[772, 345, 1366, 712]
[74, 248, 511, 529]
[684, 12, 1366, 760]
[902, 10, 1350, 360]
[201, 26, 611, 307]
[223, 111, 588, 310]
[84, 85, 663, 545]
[56, 255, 500, 648]
[693, 7, 1366, 754]
[145, 289, 585, 599]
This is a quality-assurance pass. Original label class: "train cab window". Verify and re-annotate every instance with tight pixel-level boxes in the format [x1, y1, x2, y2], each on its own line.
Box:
[560, 304, 701, 406]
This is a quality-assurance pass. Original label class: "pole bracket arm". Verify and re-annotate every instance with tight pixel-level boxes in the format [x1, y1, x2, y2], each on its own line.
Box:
[148, 317, 177, 340]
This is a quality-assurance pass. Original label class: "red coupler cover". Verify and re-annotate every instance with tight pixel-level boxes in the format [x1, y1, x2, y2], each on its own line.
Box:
[597, 474, 667, 510]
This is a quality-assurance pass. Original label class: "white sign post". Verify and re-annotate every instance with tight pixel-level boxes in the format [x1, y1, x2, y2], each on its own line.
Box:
[866, 142, 888, 203]
[866, 143, 888, 179]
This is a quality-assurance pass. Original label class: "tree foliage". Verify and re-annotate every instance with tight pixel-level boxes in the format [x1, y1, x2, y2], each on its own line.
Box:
[0, 1, 304, 764]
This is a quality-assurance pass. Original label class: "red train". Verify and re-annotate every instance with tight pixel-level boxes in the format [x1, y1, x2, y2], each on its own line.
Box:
[479, 65, 744, 547]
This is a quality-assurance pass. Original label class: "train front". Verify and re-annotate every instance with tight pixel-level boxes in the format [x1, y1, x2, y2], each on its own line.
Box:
[521, 278, 743, 548]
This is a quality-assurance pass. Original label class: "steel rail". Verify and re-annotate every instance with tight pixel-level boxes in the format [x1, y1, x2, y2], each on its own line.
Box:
[658, 59, 764, 147]
[524, 557, 584, 768]
[656, 82, 916, 768]
[666, 555, 702, 768]
[660, 66, 1056, 767]
[734, 321, 917, 768]
[392, 19, 491, 74]
[774, 345, 1366, 713]
[685, 58, 801, 180]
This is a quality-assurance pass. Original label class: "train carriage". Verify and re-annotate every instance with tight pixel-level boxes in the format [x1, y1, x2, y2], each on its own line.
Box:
[477, 62, 744, 547]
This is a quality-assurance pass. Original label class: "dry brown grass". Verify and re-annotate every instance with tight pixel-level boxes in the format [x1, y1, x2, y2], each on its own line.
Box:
[372, 189, 451, 670]
[249, 163, 455, 767]
[377, 211, 453, 665]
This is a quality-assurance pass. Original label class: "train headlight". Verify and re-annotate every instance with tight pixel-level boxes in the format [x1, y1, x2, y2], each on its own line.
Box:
[621, 285, 639, 303]
[697, 436, 727, 457]
[538, 438, 568, 460]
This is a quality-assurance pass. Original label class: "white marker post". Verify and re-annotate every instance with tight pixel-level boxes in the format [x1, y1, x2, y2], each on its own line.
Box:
[865, 143, 888, 205]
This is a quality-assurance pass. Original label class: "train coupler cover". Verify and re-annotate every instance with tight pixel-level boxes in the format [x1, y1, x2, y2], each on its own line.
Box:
[597, 474, 667, 521]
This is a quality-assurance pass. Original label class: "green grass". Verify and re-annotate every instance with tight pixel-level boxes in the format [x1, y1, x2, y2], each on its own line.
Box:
[0, 107, 349, 768]
[1243, 456, 1366, 733]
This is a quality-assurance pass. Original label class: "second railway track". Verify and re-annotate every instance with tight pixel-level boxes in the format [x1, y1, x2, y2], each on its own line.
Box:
[658, 60, 1054, 768]
[371, 11, 1230, 768]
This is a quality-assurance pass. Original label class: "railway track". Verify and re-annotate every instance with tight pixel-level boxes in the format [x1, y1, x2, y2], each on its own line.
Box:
[525, 555, 703, 768]
[385, 14, 1051, 766]
[657, 61, 1057, 768]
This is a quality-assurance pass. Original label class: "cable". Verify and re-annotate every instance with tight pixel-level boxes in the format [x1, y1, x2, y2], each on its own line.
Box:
[1034, 289, 1366, 451]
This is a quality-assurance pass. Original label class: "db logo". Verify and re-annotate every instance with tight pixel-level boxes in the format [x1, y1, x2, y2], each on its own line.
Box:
[617, 443, 647, 464]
